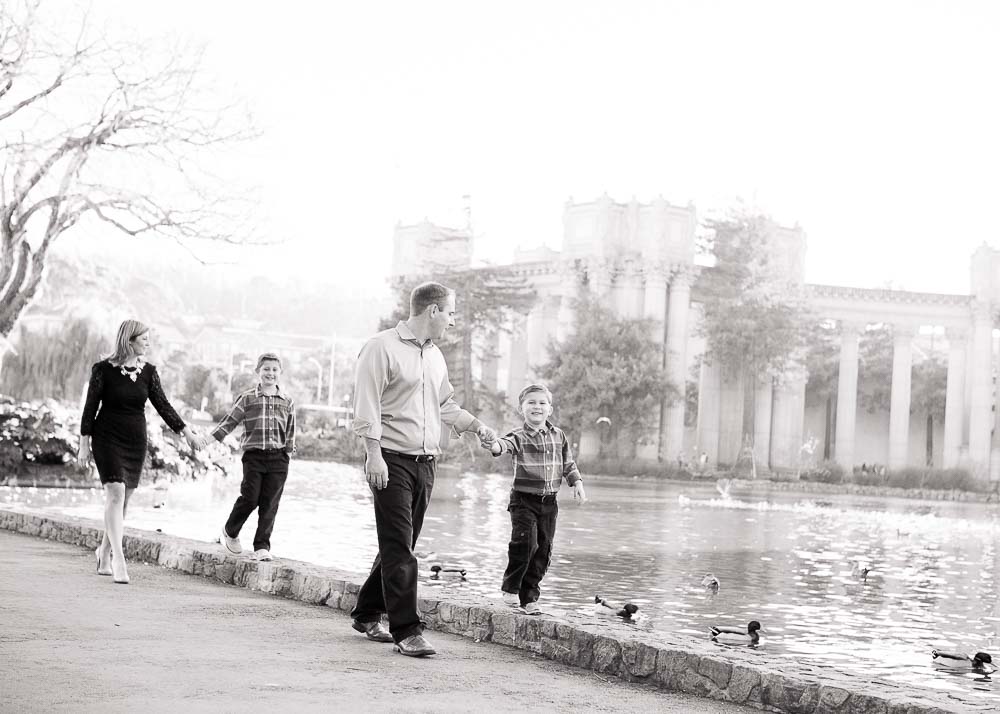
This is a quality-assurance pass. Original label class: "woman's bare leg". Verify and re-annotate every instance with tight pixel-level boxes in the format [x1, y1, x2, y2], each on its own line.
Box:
[104, 482, 129, 583]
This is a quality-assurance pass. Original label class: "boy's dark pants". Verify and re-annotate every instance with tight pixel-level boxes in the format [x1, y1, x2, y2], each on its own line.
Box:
[225, 449, 289, 552]
[502, 489, 558, 606]
[351, 450, 434, 643]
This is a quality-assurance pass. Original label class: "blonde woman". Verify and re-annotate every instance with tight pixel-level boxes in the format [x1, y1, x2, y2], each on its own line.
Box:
[78, 320, 201, 584]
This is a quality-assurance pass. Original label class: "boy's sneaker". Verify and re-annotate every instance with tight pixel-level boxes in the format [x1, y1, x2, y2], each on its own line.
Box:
[501, 592, 520, 608]
[221, 527, 242, 555]
[254, 549, 273, 561]
[522, 601, 542, 616]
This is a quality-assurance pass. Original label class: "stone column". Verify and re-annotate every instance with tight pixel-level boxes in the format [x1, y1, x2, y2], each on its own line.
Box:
[834, 321, 862, 471]
[637, 270, 668, 461]
[660, 269, 693, 462]
[506, 313, 528, 398]
[942, 328, 967, 469]
[696, 359, 721, 466]
[717, 366, 745, 465]
[968, 302, 993, 477]
[753, 379, 773, 470]
[770, 374, 806, 473]
[524, 304, 547, 382]
[888, 325, 915, 470]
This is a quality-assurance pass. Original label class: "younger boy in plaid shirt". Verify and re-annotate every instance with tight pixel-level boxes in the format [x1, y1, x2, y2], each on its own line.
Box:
[208, 352, 296, 561]
[483, 383, 586, 614]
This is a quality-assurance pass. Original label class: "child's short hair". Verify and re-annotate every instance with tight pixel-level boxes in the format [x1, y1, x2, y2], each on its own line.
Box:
[518, 383, 552, 404]
[256, 352, 282, 370]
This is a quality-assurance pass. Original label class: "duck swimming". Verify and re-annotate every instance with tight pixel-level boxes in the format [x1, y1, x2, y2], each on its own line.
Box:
[594, 594, 638, 619]
[710, 620, 762, 645]
[931, 650, 995, 673]
[429, 564, 467, 580]
[850, 561, 872, 582]
[701, 573, 720, 593]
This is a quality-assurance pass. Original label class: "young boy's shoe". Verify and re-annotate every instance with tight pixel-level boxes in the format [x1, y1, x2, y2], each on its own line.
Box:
[221, 527, 242, 555]
[522, 601, 542, 616]
[501, 591, 520, 608]
[254, 549, 273, 561]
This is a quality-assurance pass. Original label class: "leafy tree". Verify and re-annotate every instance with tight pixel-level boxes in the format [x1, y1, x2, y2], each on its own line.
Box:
[540, 294, 679, 458]
[912, 356, 947, 465]
[0, 1, 255, 336]
[697, 208, 811, 442]
[0, 319, 108, 400]
[858, 325, 893, 413]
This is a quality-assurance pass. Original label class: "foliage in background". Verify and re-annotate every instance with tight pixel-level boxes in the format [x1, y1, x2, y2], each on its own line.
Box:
[0, 396, 234, 481]
[0, 319, 109, 401]
[540, 294, 679, 458]
[697, 209, 811, 383]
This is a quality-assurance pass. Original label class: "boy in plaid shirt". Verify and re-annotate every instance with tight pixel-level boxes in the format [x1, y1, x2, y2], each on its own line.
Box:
[207, 352, 296, 561]
[483, 384, 586, 614]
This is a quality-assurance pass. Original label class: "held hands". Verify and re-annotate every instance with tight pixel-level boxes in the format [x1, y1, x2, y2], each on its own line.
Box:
[183, 427, 210, 451]
[476, 424, 499, 454]
[573, 480, 587, 505]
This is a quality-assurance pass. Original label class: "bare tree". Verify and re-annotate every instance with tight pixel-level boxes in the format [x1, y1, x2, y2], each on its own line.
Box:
[0, 1, 257, 335]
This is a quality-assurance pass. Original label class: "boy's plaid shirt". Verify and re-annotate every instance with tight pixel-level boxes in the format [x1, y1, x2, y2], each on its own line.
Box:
[494, 421, 581, 495]
[211, 385, 296, 453]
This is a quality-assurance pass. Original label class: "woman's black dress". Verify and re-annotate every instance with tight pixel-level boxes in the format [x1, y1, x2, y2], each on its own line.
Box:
[80, 360, 186, 488]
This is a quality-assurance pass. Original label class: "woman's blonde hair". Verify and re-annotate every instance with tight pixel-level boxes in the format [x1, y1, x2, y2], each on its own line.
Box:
[105, 319, 149, 366]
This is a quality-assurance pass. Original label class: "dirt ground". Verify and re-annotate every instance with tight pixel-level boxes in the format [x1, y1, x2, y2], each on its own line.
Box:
[0, 530, 754, 713]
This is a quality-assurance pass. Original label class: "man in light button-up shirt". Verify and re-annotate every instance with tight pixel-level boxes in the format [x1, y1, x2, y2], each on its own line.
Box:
[349, 281, 496, 657]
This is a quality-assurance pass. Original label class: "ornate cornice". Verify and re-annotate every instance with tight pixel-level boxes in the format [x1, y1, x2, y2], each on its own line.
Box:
[805, 283, 972, 307]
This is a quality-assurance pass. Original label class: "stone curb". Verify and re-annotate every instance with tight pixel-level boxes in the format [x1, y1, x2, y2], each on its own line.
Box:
[0, 507, 971, 714]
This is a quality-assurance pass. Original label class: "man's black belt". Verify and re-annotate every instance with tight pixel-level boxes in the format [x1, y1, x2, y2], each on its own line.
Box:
[382, 448, 435, 463]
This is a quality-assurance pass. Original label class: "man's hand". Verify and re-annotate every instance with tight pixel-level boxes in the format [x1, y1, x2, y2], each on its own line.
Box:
[365, 451, 389, 490]
[476, 424, 497, 445]
[573, 481, 587, 505]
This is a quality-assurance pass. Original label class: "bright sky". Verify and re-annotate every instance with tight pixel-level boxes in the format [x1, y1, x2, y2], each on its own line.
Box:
[84, 0, 1000, 296]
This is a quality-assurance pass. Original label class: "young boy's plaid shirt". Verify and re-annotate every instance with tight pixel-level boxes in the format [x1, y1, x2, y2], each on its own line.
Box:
[212, 385, 296, 453]
[494, 421, 581, 495]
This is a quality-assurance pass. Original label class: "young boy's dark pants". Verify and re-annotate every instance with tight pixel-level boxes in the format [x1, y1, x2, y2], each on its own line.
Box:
[225, 448, 289, 552]
[501, 489, 558, 606]
[351, 450, 435, 643]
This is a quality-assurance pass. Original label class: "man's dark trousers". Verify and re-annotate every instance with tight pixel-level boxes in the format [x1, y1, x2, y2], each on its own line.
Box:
[501, 490, 558, 606]
[224, 449, 289, 552]
[351, 450, 435, 643]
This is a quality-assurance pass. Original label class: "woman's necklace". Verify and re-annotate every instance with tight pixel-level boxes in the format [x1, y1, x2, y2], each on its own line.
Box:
[120, 359, 142, 382]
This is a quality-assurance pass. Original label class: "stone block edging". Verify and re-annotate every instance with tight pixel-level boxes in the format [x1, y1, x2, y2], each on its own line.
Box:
[0, 507, 970, 714]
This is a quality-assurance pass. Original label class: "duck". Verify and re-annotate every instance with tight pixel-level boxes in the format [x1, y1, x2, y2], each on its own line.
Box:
[429, 564, 467, 580]
[709, 620, 762, 645]
[594, 594, 639, 619]
[931, 649, 995, 673]
[850, 560, 873, 582]
[701, 573, 720, 593]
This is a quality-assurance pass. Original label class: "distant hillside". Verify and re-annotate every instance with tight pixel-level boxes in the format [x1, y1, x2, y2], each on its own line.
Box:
[19, 248, 393, 339]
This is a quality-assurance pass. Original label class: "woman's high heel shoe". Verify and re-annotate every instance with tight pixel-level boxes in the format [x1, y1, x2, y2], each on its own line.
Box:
[111, 557, 129, 585]
[95, 547, 113, 576]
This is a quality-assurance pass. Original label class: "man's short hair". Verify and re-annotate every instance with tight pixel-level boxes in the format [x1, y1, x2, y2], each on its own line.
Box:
[410, 282, 453, 316]
[518, 383, 552, 404]
[256, 352, 282, 370]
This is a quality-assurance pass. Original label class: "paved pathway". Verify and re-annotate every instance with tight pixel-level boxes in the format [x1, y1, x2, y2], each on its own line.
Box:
[0, 531, 754, 713]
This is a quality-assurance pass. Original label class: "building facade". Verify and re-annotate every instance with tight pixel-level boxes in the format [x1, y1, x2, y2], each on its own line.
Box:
[392, 195, 999, 481]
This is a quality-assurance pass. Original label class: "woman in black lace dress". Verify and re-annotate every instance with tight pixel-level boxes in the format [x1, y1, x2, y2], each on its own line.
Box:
[78, 319, 201, 584]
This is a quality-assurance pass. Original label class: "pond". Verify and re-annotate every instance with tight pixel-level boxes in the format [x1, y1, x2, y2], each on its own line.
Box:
[3, 460, 998, 703]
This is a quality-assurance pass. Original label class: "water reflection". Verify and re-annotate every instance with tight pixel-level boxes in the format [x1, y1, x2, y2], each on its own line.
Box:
[3, 462, 997, 702]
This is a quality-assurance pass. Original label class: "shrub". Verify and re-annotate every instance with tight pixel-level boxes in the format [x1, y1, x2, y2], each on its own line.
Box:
[294, 428, 363, 463]
[800, 459, 844, 483]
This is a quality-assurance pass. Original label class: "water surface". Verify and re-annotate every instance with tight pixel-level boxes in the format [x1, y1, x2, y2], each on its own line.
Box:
[3, 461, 997, 702]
